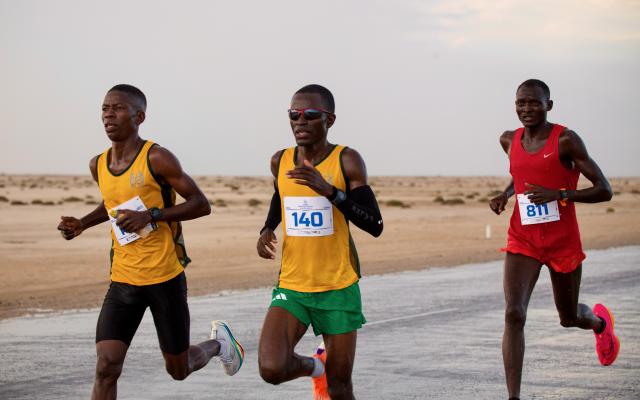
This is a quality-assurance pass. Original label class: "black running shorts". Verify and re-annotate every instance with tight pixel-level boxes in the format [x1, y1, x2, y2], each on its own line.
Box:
[96, 272, 190, 355]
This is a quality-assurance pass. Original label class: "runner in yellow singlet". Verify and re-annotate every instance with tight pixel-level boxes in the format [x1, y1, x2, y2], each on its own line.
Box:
[57, 84, 243, 400]
[256, 84, 383, 400]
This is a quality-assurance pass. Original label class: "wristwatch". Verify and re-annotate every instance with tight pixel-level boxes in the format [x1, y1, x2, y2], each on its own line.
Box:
[328, 187, 347, 205]
[149, 207, 163, 222]
[559, 190, 570, 201]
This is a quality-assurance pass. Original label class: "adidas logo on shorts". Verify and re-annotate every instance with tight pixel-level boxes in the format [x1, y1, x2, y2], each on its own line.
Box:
[272, 293, 288, 302]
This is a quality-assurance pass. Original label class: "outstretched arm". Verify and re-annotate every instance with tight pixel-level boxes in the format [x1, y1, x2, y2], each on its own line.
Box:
[57, 156, 108, 240]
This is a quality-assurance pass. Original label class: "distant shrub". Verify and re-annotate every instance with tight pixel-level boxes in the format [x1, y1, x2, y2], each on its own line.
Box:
[387, 199, 410, 208]
[63, 196, 83, 202]
[214, 199, 227, 208]
[10, 200, 27, 206]
[248, 198, 261, 207]
[85, 200, 99, 205]
[434, 196, 465, 205]
[631, 189, 640, 195]
[487, 190, 503, 197]
[443, 198, 465, 205]
[225, 183, 240, 191]
[0, 195, 8, 202]
[477, 197, 489, 203]
[32, 199, 55, 206]
[606, 207, 615, 213]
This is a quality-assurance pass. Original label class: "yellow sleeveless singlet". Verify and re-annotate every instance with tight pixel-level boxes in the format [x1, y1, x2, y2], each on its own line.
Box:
[277, 145, 360, 292]
[96, 140, 188, 286]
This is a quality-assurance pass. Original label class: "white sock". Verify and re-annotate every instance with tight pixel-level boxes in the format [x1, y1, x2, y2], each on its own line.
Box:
[217, 338, 229, 358]
[310, 357, 324, 378]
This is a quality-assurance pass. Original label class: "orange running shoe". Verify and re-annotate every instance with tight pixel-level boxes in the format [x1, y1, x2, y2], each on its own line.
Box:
[312, 342, 329, 400]
[593, 304, 620, 366]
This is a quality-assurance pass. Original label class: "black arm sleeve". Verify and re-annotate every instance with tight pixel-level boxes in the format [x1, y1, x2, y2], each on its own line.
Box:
[335, 185, 383, 237]
[261, 184, 281, 233]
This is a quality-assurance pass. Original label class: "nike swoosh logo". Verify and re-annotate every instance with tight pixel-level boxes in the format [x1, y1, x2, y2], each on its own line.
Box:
[543, 153, 554, 158]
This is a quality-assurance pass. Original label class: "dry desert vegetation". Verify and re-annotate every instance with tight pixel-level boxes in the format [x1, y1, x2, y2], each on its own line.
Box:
[0, 174, 639, 319]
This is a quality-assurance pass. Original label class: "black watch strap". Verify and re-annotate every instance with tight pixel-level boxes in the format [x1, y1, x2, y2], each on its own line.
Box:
[149, 207, 163, 222]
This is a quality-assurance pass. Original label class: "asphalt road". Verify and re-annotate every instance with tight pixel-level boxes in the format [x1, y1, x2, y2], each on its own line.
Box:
[1, 246, 638, 399]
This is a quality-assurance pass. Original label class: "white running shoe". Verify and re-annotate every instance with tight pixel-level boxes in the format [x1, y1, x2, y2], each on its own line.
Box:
[210, 320, 245, 376]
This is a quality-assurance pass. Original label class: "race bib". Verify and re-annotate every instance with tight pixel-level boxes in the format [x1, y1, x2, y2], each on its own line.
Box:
[284, 196, 334, 237]
[109, 196, 154, 246]
[517, 194, 560, 225]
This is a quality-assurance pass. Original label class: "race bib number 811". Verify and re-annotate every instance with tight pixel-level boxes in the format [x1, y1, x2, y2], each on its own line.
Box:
[284, 196, 334, 237]
[517, 194, 560, 225]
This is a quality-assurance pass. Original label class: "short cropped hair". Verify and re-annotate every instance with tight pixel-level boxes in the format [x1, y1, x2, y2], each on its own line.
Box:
[108, 84, 147, 109]
[517, 79, 550, 100]
[294, 84, 335, 113]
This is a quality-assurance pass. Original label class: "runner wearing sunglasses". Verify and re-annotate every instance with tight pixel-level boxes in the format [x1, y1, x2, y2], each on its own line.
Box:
[489, 79, 619, 400]
[256, 84, 383, 400]
[57, 84, 244, 400]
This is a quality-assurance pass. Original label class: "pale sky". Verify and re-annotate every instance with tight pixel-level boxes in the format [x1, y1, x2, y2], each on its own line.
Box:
[1, 0, 639, 176]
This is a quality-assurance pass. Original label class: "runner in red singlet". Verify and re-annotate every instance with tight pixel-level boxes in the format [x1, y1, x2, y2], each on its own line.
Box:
[490, 79, 620, 400]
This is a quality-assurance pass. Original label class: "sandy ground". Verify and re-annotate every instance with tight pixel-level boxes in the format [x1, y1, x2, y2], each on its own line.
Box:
[0, 174, 639, 320]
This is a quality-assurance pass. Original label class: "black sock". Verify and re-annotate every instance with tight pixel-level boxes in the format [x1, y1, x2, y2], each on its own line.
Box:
[594, 317, 606, 334]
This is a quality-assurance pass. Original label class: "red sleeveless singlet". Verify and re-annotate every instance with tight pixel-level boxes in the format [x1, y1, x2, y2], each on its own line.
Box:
[502, 124, 586, 273]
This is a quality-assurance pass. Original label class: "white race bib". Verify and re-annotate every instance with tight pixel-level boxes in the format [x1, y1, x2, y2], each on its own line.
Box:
[284, 196, 334, 237]
[109, 196, 154, 246]
[517, 194, 560, 225]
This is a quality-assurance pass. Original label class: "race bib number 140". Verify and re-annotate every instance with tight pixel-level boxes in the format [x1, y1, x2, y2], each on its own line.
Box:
[517, 194, 560, 225]
[284, 196, 334, 237]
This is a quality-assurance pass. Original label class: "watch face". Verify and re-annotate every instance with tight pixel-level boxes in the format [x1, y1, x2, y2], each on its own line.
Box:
[150, 208, 161, 220]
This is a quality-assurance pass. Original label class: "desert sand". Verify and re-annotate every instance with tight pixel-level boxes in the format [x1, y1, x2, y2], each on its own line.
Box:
[0, 174, 639, 320]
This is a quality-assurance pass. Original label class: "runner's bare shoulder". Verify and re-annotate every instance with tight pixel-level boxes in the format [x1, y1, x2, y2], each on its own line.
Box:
[499, 130, 516, 154]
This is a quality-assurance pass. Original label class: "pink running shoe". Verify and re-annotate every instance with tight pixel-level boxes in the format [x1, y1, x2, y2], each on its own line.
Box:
[593, 304, 620, 366]
[311, 342, 329, 400]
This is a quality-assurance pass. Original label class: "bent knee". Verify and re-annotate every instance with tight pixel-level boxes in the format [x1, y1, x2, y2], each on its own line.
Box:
[166, 365, 188, 381]
[258, 362, 288, 385]
[559, 317, 578, 328]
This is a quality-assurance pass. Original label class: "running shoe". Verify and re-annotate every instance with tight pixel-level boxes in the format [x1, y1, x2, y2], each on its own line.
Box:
[312, 342, 329, 400]
[593, 304, 620, 366]
[210, 320, 245, 376]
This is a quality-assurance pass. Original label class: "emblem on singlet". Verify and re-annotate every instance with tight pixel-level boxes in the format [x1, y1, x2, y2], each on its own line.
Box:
[130, 171, 144, 187]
